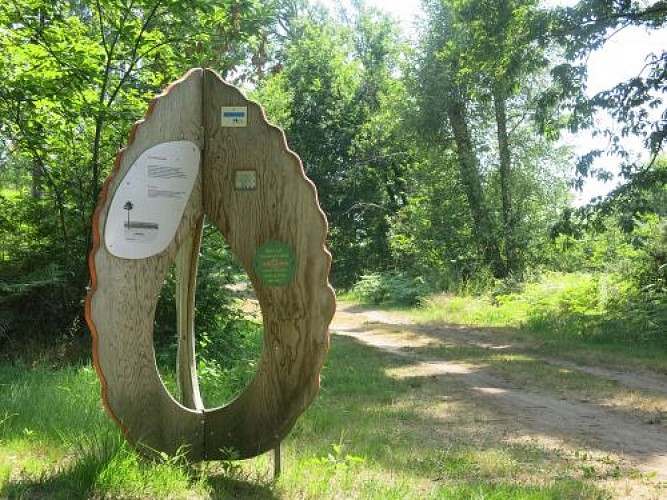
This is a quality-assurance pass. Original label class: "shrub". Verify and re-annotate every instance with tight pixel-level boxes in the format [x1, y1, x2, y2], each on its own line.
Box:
[351, 271, 429, 306]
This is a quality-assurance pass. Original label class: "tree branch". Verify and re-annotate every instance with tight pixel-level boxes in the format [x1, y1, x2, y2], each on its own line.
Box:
[94, 0, 109, 57]
[105, 0, 165, 109]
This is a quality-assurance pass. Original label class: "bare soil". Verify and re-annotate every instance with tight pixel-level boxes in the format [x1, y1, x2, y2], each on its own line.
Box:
[331, 302, 667, 493]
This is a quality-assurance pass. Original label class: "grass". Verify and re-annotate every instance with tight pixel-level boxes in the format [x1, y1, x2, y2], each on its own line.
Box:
[416, 273, 606, 328]
[400, 272, 667, 424]
[156, 318, 263, 409]
[414, 272, 667, 374]
[4, 269, 665, 498]
[0, 335, 617, 498]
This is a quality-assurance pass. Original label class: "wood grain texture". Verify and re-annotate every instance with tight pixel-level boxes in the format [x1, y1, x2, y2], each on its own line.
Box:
[86, 69, 206, 458]
[176, 216, 204, 410]
[85, 68, 336, 461]
[201, 69, 335, 458]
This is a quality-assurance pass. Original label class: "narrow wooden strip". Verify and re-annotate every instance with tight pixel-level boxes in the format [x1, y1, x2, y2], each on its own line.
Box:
[176, 216, 205, 410]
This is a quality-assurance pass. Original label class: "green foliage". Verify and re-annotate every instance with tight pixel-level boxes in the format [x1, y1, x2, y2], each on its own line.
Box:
[421, 271, 667, 348]
[545, 1, 667, 181]
[0, 0, 281, 345]
[389, 133, 571, 290]
[195, 323, 262, 406]
[153, 222, 262, 407]
[543, 165, 667, 345]
[254, 7, 408, 287]
[306, 441, 366, 469]
[0, 261, 78, 359]
[410, 0, 572, 281]
[630, 215, 667, 293]
[389, 146, 477, 288]
[351, 271, 429, 306]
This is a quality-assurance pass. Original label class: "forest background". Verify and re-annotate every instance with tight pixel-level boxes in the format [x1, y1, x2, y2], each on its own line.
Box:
[0, 0, 666, 357]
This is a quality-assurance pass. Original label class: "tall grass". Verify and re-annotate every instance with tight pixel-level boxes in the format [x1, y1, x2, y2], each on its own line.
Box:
[420, 272, 667, 344]
[416, 272, 667, 372]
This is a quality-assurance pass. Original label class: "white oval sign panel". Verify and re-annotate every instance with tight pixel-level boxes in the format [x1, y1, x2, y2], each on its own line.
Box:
[105, 140, 200, 259]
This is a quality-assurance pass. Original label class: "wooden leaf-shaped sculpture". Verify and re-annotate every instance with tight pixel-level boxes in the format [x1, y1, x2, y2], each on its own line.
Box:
[85, 68, 336, 460]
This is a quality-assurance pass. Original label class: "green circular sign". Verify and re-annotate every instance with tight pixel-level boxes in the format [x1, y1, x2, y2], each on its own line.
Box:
[253, 240, 297, 286]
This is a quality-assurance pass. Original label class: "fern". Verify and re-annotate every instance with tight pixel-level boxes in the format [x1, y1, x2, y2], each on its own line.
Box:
[0, 262, 66, 295]
[0, 311, 11, 343]
[352, 271, 429, 306]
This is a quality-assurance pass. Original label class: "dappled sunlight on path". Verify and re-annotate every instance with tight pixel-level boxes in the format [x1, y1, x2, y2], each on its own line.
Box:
[331, 302, 667, 484]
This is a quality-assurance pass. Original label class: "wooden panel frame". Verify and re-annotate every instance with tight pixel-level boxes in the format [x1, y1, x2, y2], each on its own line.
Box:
[85, 68, 336, 461]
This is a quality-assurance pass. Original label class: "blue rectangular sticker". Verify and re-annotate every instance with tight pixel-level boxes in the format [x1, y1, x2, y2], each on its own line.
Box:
[221, 106, 247, 127]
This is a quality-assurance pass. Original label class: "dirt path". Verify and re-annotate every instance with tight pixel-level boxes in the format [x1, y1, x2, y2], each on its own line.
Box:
[331, 302, 667, 483]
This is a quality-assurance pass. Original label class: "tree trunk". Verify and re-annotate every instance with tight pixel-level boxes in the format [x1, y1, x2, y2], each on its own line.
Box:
[31, 123, 44, 199]
[493, 85, 518, 275]
[91, 115, 103, 201]
[447, 98, 506, 278]
[30, 157, 43, 199]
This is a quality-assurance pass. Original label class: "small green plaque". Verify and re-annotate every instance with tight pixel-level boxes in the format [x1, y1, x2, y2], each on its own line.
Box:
[253, 240, 297, 286]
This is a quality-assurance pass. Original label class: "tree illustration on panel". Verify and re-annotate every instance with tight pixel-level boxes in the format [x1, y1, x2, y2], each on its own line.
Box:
[123, 201, 134, 228]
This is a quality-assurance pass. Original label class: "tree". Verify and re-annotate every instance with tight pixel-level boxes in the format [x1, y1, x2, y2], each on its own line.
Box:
[410, 0, 571, 281]
[255, 5, 408, 286]
[415, 0, 506, 277]
[543, 0, 667, 182]
[0, 0, 279, 342]
[456, 0, 547, 274]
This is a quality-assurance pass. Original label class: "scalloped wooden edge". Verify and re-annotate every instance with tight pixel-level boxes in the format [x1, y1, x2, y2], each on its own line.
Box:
[206, 67, 337, 366]
[85, 68, 203, 448]
[85, 68, 336, 458]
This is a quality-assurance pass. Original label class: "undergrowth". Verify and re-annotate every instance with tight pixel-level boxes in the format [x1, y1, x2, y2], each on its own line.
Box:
[348, 271, 429, 306]
[418, 272, 667, 353]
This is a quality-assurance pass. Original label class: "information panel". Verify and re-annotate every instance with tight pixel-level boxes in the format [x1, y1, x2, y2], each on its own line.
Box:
[253, 240, 297, 286]
[105, 140, 200, 259]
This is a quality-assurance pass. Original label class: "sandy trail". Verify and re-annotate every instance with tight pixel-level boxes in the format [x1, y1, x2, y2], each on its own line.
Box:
[331, 302, 667, 480]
